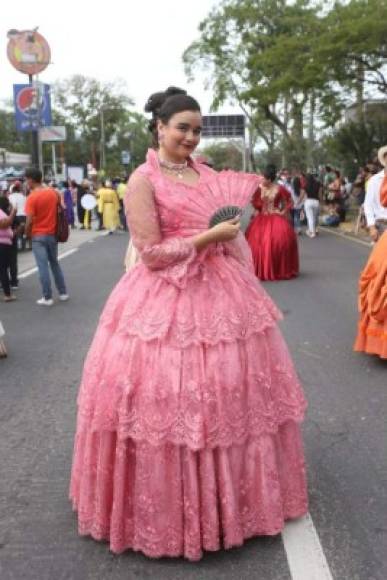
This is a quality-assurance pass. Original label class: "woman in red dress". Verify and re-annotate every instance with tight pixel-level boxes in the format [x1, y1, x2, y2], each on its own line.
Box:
[246, 164, 299, 281]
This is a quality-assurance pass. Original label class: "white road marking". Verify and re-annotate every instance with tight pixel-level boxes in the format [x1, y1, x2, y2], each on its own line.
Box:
[57, 248, 78, 261]
[18, 248, 78, 278]
[298, 348, 323, 360]
[18, 266, 38, 279]
[282, 513, 334, 580]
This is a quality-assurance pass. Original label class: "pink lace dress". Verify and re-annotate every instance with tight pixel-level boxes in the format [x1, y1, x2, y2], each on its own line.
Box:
[70, 149, 308, 561]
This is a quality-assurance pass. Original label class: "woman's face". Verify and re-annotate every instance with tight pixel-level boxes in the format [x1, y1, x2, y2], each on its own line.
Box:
[158, 110, 202, 161]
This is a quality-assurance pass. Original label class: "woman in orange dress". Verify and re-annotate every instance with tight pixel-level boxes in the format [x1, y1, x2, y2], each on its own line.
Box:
[354, 153, 387, 359]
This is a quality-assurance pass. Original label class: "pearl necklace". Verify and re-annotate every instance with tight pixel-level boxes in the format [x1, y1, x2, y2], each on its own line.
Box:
[159, 157, 189, 179]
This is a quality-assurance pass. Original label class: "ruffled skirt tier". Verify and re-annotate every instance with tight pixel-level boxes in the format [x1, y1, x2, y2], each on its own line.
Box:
[354, 232, 387, 359]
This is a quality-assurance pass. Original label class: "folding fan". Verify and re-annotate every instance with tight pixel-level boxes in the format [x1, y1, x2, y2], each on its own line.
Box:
[182, 170, 262, 230]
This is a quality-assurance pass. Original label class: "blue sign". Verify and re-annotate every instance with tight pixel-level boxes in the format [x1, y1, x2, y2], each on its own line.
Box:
[121, 150, 131, 165]
[13, 83, 52, 132]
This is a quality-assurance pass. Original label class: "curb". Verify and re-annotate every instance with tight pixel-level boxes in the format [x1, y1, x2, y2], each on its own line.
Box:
[321, 227, 372, 247]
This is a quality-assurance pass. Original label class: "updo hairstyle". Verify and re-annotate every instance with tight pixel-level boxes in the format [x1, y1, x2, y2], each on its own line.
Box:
[145, 86, 201, 148]
[263, 164, 277, 183]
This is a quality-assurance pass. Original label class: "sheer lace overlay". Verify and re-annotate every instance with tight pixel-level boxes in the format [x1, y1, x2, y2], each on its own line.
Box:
[70, 423, 307, 561]
[125, 171, 197, 288]
[70, 149, 308, 560]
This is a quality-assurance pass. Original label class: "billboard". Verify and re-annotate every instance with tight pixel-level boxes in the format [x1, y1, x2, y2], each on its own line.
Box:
[39, 126, 67, 142]
[202, 115, 245, 138]
[13, 83, 52, 131]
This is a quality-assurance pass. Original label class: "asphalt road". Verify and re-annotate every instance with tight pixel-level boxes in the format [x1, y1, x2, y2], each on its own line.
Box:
[0, 231, 385, 580]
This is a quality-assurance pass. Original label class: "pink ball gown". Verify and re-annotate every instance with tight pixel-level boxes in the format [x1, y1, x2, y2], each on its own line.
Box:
[70, 149, 308, 561]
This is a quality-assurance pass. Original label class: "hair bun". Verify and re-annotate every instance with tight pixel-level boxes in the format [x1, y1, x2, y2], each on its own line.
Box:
[144, 86, 187, 115]
[165, 86, 186, 98]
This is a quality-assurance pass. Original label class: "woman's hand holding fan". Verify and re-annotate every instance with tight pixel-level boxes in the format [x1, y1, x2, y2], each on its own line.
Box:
[209, 216, 241, 242]
[188, 170, 261, 250]
[209, 205, 243, 228]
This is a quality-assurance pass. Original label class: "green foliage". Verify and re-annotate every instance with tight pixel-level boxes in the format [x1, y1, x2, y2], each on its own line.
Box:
[323, 116, 387, 177]
[317, 0, 387, 95]
[0, 106, 30, 153]
[53, 75, 149, 175]
[184, 0, 387, 168]
[198, 141, 245, 170]
[0, 75, 150, 176]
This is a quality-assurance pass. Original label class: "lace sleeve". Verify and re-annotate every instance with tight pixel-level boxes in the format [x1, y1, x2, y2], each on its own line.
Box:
[124, 172, 197, 287]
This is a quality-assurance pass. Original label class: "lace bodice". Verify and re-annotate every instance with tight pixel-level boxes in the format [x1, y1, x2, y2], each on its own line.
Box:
[124, 149, 261, 285]
[252, 184, 293, 215]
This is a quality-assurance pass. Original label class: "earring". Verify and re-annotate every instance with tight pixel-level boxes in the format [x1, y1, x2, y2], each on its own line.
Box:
[158, 132, 164, 143]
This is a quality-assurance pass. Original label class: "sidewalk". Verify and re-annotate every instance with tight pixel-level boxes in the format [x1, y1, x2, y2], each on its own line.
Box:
[17, 228, 114, 275]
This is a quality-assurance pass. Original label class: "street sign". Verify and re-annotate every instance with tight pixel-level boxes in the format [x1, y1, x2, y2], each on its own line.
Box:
[121, 150, 131, 165]
[7, 29, 51, 75]
[39, 126, 67, 142]
[13, 83, 52, 131]
[5, 152, 31, 165]
[202, 115, 245, 138]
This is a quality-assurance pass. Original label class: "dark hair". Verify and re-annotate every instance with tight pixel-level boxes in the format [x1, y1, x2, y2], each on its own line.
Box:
[305, 173, 320, 196]
[12, 181, 22, 193]
[25, 167, 42, 183]
[293, 175, 301, 197]
[325, 165, 332, 172]
[0, 195, 11, 213]
[263, 164, 277, 182]
[145, 86, 201, 148]
[334, 169, 341, 178]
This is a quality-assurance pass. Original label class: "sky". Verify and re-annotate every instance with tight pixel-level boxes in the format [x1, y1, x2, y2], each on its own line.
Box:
[1, 0, 236, 116]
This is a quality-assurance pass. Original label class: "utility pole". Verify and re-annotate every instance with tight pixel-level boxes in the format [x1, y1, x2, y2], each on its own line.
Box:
[29, 74, 40, 169]
[100, 108, 105, 171]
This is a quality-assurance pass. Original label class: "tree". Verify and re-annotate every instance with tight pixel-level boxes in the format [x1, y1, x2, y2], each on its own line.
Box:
[0, 106, 30, 153]
[184, 0, 387, 168]
[198, 141, 245, 170]
[52, 75, 149, 175]
[324, 115, 387, 178]
[317, 0, 387, 100]
[184, 0, 340, 167]
[0, 76, 150, 176]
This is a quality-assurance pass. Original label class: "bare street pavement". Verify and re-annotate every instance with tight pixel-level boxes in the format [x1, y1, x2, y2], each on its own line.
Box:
[0, 231, 386, 580]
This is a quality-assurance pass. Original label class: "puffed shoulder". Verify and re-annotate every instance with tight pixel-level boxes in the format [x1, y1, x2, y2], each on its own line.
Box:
[126, 170, 154, 194]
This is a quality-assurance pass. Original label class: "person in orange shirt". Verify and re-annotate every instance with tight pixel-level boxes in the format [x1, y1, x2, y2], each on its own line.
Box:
[25, 168, 69, 306]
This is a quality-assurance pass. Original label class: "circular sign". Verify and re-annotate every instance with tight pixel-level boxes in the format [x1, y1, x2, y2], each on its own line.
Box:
[81, 194, 97, 211]
[7, 29, 51, 75]
[16, 85, 47, 118]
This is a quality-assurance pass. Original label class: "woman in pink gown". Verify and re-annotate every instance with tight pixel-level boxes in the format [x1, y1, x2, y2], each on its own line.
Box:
[70, 87, 308, 561]
[246, 165, 299, 281]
